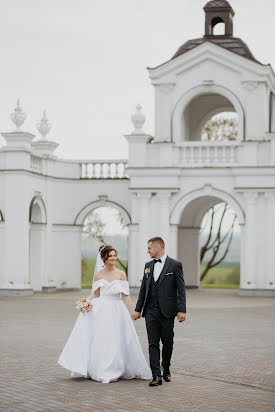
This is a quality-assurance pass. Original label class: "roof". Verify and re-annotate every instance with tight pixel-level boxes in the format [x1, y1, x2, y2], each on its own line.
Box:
[172, 36, 262, 64]
[204, 0, 233, 9]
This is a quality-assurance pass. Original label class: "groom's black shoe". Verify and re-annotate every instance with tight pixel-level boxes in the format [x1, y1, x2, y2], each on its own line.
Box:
[162, 367, 171, 382]
[149, 376, 162, 386]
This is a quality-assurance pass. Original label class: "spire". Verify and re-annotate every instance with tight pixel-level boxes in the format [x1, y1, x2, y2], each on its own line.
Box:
[204, 0, 235, 37]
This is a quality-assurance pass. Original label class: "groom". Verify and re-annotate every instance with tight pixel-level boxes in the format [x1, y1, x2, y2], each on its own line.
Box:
[132, 237, 186, 387]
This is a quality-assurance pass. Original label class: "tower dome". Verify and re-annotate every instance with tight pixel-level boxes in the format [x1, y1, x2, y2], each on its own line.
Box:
[204, 0, 234, 36]
[171, 0, 260, 64]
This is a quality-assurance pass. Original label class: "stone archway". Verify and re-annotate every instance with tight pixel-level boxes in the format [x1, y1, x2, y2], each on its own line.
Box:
[74, 198, 131, 286]
[29, 195, 47, 292]
[170, 186, 245, 287]
[172, 84, 245, 143]
[74, 199, 131, 226]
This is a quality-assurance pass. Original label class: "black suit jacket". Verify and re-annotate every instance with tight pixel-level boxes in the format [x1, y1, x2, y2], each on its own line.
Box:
[135, 256, 186, 318]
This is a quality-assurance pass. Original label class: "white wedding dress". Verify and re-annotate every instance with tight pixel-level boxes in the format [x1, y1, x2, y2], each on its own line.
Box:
[58, 279, 152, 383]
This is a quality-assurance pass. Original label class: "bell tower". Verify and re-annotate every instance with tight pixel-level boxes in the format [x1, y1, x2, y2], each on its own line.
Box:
[204, 0, 235, 37]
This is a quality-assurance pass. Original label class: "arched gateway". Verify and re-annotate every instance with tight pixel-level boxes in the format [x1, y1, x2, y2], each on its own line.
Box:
[0, 1, 274, 296]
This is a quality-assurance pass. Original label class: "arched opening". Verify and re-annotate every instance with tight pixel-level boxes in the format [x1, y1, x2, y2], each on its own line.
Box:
[170, 188, 244, 289]
[29, 196, 47, 292]
[211, 17, 225, 35]
[80, 205, 129, 289]
[172, 85, 245, 143]
[183, 93, 237, 141]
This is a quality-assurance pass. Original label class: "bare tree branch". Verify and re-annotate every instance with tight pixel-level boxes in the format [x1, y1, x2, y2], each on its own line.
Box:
[200, 207, 215, 261]
[200, 204, 237, 281]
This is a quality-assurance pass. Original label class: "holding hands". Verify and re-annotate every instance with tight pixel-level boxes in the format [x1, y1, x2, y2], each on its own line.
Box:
[131, 311, 141, 320]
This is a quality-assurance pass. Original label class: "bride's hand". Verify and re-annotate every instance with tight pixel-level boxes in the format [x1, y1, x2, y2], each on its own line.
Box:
[86, 303, 92, 311]
[131, 311, 141, 320]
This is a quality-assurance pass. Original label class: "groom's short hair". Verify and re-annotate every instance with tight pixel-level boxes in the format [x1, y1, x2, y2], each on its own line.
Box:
[148, 237, 165, 249]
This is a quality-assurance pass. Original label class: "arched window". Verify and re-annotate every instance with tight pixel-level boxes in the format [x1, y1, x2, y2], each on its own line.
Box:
[211, 17, 225, 35]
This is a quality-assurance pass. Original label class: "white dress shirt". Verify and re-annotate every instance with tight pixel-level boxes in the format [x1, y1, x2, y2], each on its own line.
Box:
[153, 253, 167, 282]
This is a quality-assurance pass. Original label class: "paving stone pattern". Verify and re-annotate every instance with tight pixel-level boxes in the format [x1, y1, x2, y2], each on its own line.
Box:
[0, 289, 274, 412]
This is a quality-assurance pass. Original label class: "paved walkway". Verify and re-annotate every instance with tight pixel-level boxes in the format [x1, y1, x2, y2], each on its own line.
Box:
[0, 289, 274, 412]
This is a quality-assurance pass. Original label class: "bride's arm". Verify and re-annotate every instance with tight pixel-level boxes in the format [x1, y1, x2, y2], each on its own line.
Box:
[86, 272, 101, 301]
[120, 271, 134, 314]
[122, 293, 134, 314]
[86, 290, 99, 301]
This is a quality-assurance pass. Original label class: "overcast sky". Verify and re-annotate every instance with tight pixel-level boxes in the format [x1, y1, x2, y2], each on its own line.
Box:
[0, 0, 274, 159]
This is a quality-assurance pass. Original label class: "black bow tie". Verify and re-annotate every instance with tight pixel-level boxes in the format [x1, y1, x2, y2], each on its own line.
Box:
[153, 259, 162, 264]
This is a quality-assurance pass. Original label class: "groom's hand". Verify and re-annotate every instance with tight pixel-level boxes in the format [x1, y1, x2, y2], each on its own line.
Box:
[131, 311, 141, 320]
[177, 312, 186, 322]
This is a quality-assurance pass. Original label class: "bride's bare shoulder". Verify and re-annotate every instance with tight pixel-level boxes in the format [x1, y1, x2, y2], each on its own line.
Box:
[118, 270, 127, 281]
[93, 270, 105, 281]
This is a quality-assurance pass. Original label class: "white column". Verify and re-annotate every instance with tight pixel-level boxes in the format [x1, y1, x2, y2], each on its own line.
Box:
[178, 227, 200, 288]
[0, 174, 32, 295]
[138, 191, 152, 254]
[154, 84, 174, 142]
[241, 192, 258, 289]
[155, 191, 171, 252]
[29, 223, 46, 292]
[127, 223, 140, 287]
[265, 193, 275, 289]
[169, 224, 178, 260]
[128, 192, 146, 287]
[50, 224, 82, 290]
[41, 223, 56, 292]
[239, 223, 245, 289]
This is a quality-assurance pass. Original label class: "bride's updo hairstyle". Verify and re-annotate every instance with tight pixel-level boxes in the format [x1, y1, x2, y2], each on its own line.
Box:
[100, 245, 117, 262]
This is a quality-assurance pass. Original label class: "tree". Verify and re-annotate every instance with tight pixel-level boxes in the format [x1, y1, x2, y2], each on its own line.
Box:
[202, 114, 238, 141]
[200, 114, 238, 280]
[83, 209, 128, 274]
[200, 203, 237, 281]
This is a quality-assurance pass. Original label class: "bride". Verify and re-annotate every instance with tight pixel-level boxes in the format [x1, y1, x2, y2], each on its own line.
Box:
[58, 245, 152, 383]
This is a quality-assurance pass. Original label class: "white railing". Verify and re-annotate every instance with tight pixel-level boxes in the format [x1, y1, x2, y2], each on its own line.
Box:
[30, 155, 42, 173]
[176, 142, 240, 166]
[80, 159, 128, 179]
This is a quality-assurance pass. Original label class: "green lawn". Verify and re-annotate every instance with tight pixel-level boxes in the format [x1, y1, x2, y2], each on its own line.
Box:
[81, 258, 240, 289]
[81, 258, 128, 289]
[200, 262, 240, 288]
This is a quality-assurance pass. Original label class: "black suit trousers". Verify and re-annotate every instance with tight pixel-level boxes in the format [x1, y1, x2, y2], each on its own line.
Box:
[145, 305, 174, 377]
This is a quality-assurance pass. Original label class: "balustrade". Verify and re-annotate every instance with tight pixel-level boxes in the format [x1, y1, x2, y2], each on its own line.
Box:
[176, 142, 240, 166]
[80, 160, 128, 179]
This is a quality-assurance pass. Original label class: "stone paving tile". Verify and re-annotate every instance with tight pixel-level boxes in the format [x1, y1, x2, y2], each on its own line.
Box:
[0, 289, 274, 411]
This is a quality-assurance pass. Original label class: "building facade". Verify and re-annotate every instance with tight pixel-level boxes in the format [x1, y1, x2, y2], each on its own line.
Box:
[0, 0, 275, 296]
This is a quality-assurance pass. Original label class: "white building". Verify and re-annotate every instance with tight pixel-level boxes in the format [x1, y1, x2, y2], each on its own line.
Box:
[0, 0, 274, 296]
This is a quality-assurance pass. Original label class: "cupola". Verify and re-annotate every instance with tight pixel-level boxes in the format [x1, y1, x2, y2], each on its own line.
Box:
[204, 0, 235, 37]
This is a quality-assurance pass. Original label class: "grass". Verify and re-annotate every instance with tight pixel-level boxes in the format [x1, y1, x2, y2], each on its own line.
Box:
[81, 258, 240, 289]
[81, 258, 128, 289]
[201, 262, 240, 289]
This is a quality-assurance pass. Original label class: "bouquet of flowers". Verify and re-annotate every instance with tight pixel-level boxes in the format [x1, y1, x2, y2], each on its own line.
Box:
[75, 298, 92, 312]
